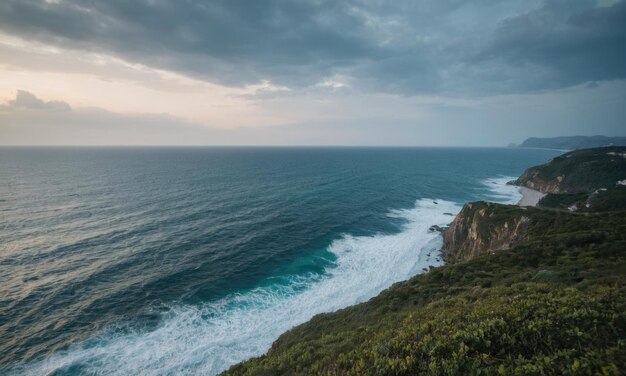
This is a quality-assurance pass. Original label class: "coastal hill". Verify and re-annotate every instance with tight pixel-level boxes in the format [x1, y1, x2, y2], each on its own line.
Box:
[513, 146, 626, 212]
[226, 149, 626, 375]
[519, 136, 626, 150]
[513, 146, 626, 194]
[446, 147, 626, 263]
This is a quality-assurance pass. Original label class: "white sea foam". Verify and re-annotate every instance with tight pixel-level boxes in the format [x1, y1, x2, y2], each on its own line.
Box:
[15, 199, 460, 376]
[482, 176, 523, 204]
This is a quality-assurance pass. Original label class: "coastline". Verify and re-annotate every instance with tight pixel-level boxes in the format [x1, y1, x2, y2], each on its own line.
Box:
[517, 186, 545, 206]
[228, 146, 626, 374]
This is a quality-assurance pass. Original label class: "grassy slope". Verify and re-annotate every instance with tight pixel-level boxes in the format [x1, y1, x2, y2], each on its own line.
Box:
[539, 187, 626, 213]
[226, 207, 626, 375]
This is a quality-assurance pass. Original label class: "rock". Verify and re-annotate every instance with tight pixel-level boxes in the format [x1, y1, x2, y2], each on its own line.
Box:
[442, 201, 532, 263]
[428, 225, 448, 233]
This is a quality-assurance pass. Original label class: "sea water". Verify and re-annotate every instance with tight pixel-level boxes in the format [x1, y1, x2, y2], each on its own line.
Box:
[0, 147, 560, 375]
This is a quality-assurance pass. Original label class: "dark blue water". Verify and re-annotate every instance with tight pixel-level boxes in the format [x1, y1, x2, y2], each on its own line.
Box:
[0, 147, 560, 375]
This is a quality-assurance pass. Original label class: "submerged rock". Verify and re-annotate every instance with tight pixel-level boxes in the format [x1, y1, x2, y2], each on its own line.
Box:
[428, 225, 448, 233]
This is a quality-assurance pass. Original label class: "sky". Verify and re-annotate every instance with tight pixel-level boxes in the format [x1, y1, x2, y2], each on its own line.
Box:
[0, 0, 625, 146]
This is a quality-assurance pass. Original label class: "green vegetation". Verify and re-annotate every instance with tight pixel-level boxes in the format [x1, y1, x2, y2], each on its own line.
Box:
[226, 207, 626, 375]
[538, 192, 590, 211]
[539, 187, 626, 213]
[514, 146, 626, 193]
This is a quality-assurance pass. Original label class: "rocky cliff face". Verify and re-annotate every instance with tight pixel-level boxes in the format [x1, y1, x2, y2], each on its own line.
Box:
[514, 167, 563, 193]
[442, 202, 531, 263]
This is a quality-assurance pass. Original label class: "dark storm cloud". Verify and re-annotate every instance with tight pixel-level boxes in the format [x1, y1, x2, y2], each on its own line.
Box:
[0, 0, 624, 95]
[477, 0, 626, 92]
[0, 0, 379, 87]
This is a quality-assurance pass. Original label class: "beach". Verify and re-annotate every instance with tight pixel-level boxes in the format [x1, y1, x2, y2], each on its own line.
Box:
[518, 186, 546, 206]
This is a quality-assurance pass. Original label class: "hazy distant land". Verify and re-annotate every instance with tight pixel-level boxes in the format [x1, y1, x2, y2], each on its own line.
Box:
[517, 136, 626, 150]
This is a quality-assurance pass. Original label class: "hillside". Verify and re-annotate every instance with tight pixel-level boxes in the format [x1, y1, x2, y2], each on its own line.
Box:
[538, 187, 626, 212]
[513, 146, 626, 194]
[226, 209, 626, 375]
[519, 136, 626, 150]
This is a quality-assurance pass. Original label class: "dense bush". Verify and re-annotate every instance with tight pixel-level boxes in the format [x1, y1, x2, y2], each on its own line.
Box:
[538, 193, 588, 210]
[539, 187, 626, 212]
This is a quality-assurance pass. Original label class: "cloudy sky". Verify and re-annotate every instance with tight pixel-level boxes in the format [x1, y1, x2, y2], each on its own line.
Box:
[1, 0, 625, 145]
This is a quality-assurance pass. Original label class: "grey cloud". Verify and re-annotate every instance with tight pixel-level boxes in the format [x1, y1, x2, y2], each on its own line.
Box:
[0, 0, 624, 95]
[0, 0, 378, 87]
[475, 0, 626, 92]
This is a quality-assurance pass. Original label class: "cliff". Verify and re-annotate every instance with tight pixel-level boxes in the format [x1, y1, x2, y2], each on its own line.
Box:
[513, 146, 626, 194]
[442, 202, 531, 263]
[442, 188, 626, 265]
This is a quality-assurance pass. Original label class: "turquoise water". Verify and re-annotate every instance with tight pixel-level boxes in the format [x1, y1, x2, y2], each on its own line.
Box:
[0, 147, 560, 375]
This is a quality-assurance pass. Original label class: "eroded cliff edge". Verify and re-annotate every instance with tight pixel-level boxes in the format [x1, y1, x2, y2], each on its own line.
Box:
[442, 201, 532, 263]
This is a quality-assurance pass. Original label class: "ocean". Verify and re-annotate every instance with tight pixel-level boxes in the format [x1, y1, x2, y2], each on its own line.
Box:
[0, 147, 560, 375]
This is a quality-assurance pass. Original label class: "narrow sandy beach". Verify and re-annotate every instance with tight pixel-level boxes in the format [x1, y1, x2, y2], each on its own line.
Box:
[518, 187, 546, 206]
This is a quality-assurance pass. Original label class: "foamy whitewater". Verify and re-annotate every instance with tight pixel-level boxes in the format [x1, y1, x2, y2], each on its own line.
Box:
[14, 199, 460, 375]
[482, 177, 523, 205]
[1, 148, 560, 375]
[17, 178, 519, 375]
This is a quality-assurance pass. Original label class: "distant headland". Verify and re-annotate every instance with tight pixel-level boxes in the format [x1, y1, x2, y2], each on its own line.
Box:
[513, 136, 626, 150]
